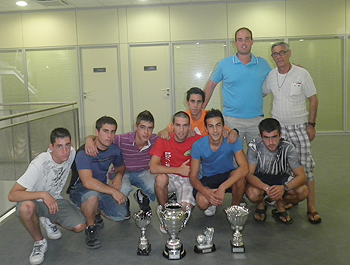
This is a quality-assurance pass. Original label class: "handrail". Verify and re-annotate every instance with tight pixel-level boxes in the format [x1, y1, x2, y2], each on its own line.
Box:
[0, 102, 77, 121]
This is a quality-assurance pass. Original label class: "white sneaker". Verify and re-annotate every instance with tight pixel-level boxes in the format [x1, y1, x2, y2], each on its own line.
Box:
[159, 224, 167, 234]
[29, 238, 47, 265]
[39, 217, 62, 240]
[204, 206, 217, 217]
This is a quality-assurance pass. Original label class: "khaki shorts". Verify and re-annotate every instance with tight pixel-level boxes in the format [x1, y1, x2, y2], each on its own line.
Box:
[167, 174, 196, 206]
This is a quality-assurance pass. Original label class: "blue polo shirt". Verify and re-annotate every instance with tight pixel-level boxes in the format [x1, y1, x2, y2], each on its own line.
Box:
[211, 53, 271, 119]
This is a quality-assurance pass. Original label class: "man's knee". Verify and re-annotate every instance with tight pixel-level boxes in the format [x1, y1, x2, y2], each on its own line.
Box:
[245, 186, 261, 203]
[19, 201, 36, 217]
[73, 223, 86, 233]
[295, 185, 309, 201]
[155, 174, 169, 187]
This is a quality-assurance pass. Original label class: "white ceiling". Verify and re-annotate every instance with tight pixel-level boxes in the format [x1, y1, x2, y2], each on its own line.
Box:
[0, 0, 272, 13]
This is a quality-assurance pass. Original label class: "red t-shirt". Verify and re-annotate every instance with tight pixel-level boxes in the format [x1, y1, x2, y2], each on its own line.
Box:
[150, 133, 202, 178]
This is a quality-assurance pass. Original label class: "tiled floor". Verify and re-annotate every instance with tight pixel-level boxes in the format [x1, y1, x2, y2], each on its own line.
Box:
[0, 135, 349, 265]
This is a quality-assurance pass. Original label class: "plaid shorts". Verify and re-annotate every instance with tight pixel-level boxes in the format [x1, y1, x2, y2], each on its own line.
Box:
[281, 123, 315, 181]
[167, 174, 196, 206]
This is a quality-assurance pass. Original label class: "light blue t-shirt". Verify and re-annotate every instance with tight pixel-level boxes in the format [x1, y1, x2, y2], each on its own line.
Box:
[211, 53, 271, 119]
[191, 136, 243, 177]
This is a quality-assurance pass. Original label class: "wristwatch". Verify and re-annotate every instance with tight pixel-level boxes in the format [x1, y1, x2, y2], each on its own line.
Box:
[283, 184, 290, 192]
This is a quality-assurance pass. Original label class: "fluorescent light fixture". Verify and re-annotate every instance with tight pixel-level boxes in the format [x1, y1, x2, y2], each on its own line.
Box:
[16, 1, 28, 6]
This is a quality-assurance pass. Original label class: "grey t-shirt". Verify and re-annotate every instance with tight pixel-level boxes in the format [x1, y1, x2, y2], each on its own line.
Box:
[247, 138, 301, 176]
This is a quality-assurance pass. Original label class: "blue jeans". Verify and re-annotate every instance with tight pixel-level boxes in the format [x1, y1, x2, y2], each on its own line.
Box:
[121, 170, 156, 201]
[70, 183, 127, 222]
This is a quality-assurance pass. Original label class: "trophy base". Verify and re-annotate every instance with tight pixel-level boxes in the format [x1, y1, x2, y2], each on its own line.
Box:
[230, 242, 245, 253]
[163, 245, 186, 260]
[194, 244, 216, 254]
[137, 245, 151, 256]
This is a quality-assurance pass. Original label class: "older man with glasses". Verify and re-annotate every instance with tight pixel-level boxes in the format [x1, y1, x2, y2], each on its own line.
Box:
[263, 41, 321, 224]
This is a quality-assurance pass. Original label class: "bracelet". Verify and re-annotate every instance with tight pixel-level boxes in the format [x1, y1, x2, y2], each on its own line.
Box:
[231, 128, 239, 135]
[307, 122, 316, 127]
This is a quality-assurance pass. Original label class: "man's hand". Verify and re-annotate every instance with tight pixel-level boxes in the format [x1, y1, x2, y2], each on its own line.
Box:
[267, 185, 285, 201]
[158, 129, 171, 140]
[42, 193, 59, 214]
[177, 159, 190, 176]
[85, 137, 99, 157]
[203, 188, 223, 206]
[111, 190, 126, 205]
[306, 126, 316, 141]
[226, 129, 239, 144]
[109, 176, 122, 191]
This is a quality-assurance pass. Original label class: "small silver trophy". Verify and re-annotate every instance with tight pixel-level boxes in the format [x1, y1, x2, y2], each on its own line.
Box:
[224, 205, 249, 253]
[194, 227, 216, 254]
[157, 202, 191, 260]
[133, 210, 152, 255]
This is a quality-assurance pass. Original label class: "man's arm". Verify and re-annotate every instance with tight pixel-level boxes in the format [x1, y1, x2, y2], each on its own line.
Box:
[8, 183, 58, 214]
[149, 155, 190, 177]
[158, 126, 172, 140]
[307, 94, 318, 141]
[79, 169, 125, 205]
[203, 80, 217, 109]
[285, 166, 307, 190]
[246, 164, 270, 191]
[217, 150, 249, 192]
[109, 164, 126, 191]
[85, 135, 98, 157]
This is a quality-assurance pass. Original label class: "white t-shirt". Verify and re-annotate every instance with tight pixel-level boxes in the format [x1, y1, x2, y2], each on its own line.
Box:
[17, 147, 75, 200]
[263, 65, 317, 125]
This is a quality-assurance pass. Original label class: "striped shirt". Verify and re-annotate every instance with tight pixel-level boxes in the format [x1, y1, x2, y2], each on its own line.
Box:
[113, 131, 159, 172]
[247, 138, 301, 176]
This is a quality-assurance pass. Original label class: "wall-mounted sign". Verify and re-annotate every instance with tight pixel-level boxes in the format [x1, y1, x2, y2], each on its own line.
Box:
[144, 66, 157, 71]
[93, 68, 106, 73]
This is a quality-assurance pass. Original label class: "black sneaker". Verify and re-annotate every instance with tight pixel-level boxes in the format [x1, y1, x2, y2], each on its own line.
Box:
[133, 189, 151, 212]
[125, 197, 131, 220]
[95, 213, 104, 229]
[168, 192, 177, 203]
[85, 225, 101, 249]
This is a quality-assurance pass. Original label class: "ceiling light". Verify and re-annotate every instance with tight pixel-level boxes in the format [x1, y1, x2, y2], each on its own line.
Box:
[16, 1, 27, 6]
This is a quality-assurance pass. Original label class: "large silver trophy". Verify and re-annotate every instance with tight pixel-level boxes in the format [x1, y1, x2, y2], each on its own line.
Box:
[194, 227, 216, 254]
[133, 210, 152, 255]
[157, 202, 191, 260]
[224, 205, 249, 253]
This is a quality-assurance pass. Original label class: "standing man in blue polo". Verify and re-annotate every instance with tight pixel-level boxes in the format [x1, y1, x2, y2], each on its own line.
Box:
[203, 27, 271, 146]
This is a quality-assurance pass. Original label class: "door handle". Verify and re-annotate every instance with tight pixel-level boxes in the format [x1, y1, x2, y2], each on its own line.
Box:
[161, 88, 170, 96]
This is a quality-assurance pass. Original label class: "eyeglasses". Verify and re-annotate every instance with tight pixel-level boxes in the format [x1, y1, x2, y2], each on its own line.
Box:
[271, 50, 289, 58]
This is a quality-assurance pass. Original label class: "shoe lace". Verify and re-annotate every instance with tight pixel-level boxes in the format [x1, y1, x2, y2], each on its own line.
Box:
[48, 224, 58, 233]
[32, 243, 44, 256]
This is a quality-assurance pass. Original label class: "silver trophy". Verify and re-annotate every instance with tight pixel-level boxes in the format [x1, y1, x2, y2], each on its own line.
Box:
[194, 227, 216, 254]
[157, 202, 191, 260]
[133, 210, 152, 255]
[224, 205, 249, 253]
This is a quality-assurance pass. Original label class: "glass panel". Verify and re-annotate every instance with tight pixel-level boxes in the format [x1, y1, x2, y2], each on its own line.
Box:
[289, 37, 344, 132]
[173, 41, 226, 111]
[25, 49, 79, 106]
[0, 50, 26, 106]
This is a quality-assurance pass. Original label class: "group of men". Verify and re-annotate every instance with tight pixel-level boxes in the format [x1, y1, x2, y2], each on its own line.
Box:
[8, 27, 320, 265]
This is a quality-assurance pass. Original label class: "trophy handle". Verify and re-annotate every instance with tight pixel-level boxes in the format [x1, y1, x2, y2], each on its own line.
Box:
[183, 205, 191, 227]
[156, 205, 165, 227]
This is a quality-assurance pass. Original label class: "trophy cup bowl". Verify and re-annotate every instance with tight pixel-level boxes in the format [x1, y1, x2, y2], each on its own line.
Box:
[157, 202, 191, 260]
[224, 205, 249, 253]
[133, 210, 152, 256]
[194, 227, 216, 254]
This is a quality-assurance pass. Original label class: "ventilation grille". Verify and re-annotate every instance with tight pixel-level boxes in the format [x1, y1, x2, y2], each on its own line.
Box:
[34, 0, 70, 7]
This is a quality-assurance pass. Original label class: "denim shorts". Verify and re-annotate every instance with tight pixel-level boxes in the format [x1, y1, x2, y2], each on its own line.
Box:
[69, 183, 127, 222]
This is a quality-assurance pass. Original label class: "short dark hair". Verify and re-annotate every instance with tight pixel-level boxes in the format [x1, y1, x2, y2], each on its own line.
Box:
[95, 116, 117, 131]
[204, 108, 224, 127]
[235, 27, 253, 41]
[172, 111, 190, 124]
[50, 127, 71, 144]
[136, 110, 154, 126]
[186, 87, 205, 103]
[259, 118, 281, 135]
